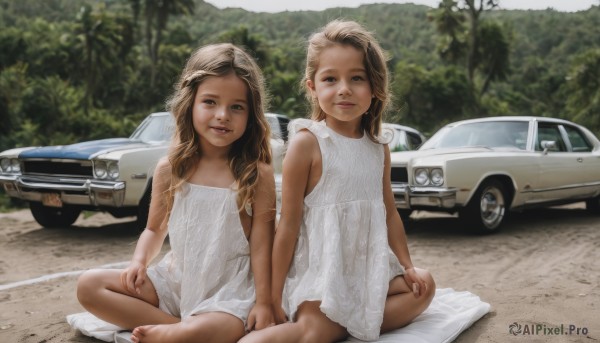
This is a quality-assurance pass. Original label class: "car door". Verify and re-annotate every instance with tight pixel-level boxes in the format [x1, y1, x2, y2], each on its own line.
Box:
[535, 121, 586, 201]
[561, 124, 600, 197]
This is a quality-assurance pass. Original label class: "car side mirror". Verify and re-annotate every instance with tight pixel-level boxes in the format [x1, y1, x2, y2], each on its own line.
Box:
[541, 140, 556, 154]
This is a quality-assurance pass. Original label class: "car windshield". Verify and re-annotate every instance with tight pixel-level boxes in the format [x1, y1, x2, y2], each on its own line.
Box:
[130, 115, 174, 143]
[421, 121, 529, 150]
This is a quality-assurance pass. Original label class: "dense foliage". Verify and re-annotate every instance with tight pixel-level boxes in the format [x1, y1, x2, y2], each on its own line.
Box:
[0, 0, 598, 151]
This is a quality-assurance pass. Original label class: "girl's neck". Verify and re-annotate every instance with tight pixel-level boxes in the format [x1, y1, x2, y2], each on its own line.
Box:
[324, 117, 363, 139]
[191, 155, 235, 188]
[198, 140, 232, 160]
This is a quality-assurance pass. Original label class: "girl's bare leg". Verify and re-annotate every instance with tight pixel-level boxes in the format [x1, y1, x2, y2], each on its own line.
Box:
[239, 301, 348, 343]
[77, 269, 179, 329]
[132, 311, 245, 343]
[381, 268, 436, 333]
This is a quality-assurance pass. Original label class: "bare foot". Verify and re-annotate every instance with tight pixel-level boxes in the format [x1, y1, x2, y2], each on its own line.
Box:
[131, 324, 179, 343]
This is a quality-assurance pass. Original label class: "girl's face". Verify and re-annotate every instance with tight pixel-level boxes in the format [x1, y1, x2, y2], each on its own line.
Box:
[192, 73, 249, 151]
[307, 44, 373, 127]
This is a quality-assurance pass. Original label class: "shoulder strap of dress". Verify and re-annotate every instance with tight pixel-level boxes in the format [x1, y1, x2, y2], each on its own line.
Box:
[288, 118, 330, 140]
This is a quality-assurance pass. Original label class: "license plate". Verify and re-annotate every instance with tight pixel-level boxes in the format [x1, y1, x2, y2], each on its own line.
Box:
[42, 193, 63, 208]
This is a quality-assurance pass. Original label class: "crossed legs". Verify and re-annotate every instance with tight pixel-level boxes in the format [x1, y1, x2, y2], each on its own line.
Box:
[77, 269, 245, 343]
[239, 268, 435, 343]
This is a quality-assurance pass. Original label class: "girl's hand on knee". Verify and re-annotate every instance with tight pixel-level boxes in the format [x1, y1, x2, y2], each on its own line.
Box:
[273, 304, 288, 325]
[403, 268, 428, 298]
[120, 261, 147, 295]
[246, 303, 275, 331]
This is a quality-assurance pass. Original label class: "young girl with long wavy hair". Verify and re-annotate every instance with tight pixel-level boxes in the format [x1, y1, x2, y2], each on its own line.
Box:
[77, 43, 276, 343]
[240, 20, 435, 343]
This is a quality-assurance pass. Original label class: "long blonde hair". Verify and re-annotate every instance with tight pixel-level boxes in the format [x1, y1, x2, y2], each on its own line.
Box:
[303, 20, 390, 142]
[165, 43, 271, 213]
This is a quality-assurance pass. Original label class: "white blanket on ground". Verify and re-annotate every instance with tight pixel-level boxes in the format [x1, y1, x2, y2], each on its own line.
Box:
[67, 288, 490, 343]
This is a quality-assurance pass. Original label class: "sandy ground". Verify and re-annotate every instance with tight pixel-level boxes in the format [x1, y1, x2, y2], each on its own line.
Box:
[0, 204, 599, 343]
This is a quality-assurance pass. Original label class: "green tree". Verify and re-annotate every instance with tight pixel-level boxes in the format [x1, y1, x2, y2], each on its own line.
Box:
[477, 21, 510, 95]
[430, 0, 509, 99]
[392, 62, 475, 132]
[143, 0, 194, 86]
[428, 0, 466, 64]
[563, 49, 600, 134]
[69, 4, 135, 113]
[218, 26, 269, 66]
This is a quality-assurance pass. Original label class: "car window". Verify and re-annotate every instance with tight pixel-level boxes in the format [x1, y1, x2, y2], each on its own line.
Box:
[535, 123, 567, 152]
[564, 125, 592, 152]
[425, 121, 528, 149]
[130, 115, 174, 142]
[406, 132, 423, 150]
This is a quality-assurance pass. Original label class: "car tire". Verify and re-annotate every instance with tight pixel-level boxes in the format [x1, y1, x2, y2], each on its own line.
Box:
[30, 202, 81, 228]
[136, 185, 152, 231]
[460, 179, 508, 234]
[586, 196, 600, 213]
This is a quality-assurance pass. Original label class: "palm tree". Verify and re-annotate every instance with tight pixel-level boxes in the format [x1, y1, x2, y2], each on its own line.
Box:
[143, 0, 194, 87]
[463, 0, 499, 85]
[430, 0, 508, 97]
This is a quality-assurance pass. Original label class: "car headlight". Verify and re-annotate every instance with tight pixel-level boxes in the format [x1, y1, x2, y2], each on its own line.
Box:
[107, 161, 119, 179]
[0, 158, 20, 174]
[94, 161, 107, 179]
[0, 158, 10, 173]
[94, 160, 119, 180]
[430, 168, 444, 186]
[414, 168, 430, 185]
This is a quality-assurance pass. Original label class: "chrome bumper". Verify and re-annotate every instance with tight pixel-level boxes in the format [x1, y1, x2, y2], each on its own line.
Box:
[392, 183, 457, 209]
[0, 174, 125, 207]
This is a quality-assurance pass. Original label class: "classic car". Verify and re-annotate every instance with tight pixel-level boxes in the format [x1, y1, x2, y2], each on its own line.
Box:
[390, 116, 600, 233]
[0, 112, 289, 229]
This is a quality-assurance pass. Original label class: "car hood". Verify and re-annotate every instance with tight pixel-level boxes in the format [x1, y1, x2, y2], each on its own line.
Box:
[18, 138, 149, 160]
[391, 146, 504, 164]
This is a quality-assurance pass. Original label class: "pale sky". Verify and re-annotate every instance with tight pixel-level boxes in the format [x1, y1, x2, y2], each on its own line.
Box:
[205, 0, 598, 13]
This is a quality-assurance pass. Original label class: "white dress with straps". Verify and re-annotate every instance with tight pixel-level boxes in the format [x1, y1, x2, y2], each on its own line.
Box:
[146, 183, 255, 323]
[283, 119, 405, 341]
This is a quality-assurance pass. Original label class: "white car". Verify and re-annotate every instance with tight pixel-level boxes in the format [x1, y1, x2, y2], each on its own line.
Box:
[0, 112, 289, 228]
[390, 116, 600, 233]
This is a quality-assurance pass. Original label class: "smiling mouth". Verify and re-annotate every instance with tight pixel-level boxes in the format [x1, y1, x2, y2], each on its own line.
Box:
[211, 126, 232, 133]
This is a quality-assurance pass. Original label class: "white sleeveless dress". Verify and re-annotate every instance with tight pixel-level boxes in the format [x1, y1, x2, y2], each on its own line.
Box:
[283, 119, 405, 341]
[146, 183, 255, 323]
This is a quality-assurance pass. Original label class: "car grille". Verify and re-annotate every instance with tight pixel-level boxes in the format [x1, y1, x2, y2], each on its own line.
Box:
[22, 160, 93, 177]
[391, 167, 408, 183]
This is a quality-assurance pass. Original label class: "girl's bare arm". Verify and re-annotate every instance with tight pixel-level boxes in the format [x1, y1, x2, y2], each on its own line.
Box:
[382, 145, 428, 295]
[131, 158, 171, 266]
[247, 162, 276, 329]
[271, 131, 317, 317]
[382, 145, 414, 270]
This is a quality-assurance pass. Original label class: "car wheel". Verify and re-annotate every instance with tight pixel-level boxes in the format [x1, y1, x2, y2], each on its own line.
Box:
[586, 196, 600, 213]
[136, 186, 152, 231]
[29, 202, 81, 228]
[460, 179, 507, 233]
